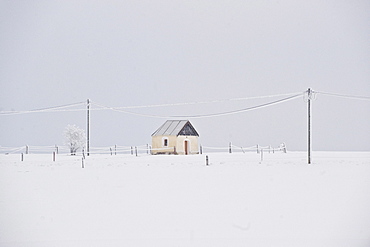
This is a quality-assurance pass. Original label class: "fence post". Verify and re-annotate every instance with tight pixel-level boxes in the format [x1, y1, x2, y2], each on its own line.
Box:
[131, 146, 133, 155]
[21, 153, 24, 161]
[26, 145, 29, 154]
[229, 142, 232, 154]
[55, 145, 58, 154]
[200, 145, 203, 155]
[82, 157, 84, 168]
[115, 145, 117, 155]
[260, 149, 264, 163]
[146, 144, 149, 154]
[256, 144, 259, 154]
[135, 146, 138, 157]
[53, 152, 56, 162]
[110, 147, 112, 156]
[206, 155, 209, 166]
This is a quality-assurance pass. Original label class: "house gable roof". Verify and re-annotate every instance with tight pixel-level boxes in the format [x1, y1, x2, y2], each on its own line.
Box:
[152, 120, 199, 137]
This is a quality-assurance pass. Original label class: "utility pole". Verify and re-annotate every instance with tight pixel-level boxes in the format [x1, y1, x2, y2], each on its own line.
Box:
[307, 88, 312, 164]
[87, 99, 90, 156]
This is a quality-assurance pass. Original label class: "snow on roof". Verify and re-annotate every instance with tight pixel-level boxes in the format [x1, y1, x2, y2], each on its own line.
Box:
[152, 120, 199, 136]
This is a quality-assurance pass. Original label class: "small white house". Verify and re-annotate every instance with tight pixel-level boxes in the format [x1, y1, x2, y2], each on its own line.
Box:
[151, 120, 199, 155]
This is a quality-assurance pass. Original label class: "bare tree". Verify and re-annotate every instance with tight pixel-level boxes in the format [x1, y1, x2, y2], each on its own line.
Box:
[64, 124, 86, 155]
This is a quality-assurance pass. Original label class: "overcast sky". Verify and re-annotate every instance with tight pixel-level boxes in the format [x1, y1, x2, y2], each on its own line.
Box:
[1, 0, 369, 151]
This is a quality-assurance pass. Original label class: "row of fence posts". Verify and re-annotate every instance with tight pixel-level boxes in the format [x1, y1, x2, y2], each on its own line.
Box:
[18, 145, 151, 160]
[16, 144, 66, 163]
[18, 143, 286, 155]
[108, 145, 151, 156]
[20, 151, 57, 162]
[20, 145, 60, 155]
[18, 143, 286, 156]
[17, 143, 286, 165]
[199, 143, 287, 154]
[20, 151, 59, 162]
[18, 144, 60, 162]
[18, 151, 274, 166]
[91, 143, 280, 156]
[17, 145, 147, 162]
[202, 143, 286, 166]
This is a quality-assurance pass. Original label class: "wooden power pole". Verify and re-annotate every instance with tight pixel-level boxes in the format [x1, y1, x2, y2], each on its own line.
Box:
[87, 99, 90, 156]
[307, 88, 312, 164]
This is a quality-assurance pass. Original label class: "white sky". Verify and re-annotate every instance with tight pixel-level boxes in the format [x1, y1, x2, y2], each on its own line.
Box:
[1, 0, 369, 151]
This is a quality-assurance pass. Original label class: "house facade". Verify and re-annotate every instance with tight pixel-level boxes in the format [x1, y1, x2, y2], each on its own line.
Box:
[151, 120, 199, 155]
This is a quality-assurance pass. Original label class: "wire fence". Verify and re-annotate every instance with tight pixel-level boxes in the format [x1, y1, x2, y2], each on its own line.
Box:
[200, 143, 287, 154]
[1, 143, 287, 156]
[0, 145, 70, 155]
[0, 145, 151, 156]
[0, 143, 287, 165]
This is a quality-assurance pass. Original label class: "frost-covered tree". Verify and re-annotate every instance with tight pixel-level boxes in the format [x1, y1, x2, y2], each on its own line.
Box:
[64, 124, 86, 155]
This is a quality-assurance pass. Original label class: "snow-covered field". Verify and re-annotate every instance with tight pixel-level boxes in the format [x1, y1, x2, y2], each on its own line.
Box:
[0, 151, 369, 247]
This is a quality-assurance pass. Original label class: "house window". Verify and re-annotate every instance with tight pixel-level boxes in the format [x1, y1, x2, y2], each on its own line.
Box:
[163, 137, 168, 147]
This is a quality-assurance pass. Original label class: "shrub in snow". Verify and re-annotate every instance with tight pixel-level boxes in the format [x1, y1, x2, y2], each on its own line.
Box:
[64, 124, 86, 155]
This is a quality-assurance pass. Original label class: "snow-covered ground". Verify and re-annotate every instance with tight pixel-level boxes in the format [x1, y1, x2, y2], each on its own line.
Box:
[0, 151, 369, 247]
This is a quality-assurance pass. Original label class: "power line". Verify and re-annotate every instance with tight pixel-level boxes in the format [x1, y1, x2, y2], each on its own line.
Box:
[0, 92, 303, 116]
[315, 91, 370, 101]
[1, 90, 369, 117]
[92, 93, 304, 119]
[0, 101, 86, 116]
[109, 92, 303, 109]
[171, 93, 304, 118]
[91, 101, 170, 118]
